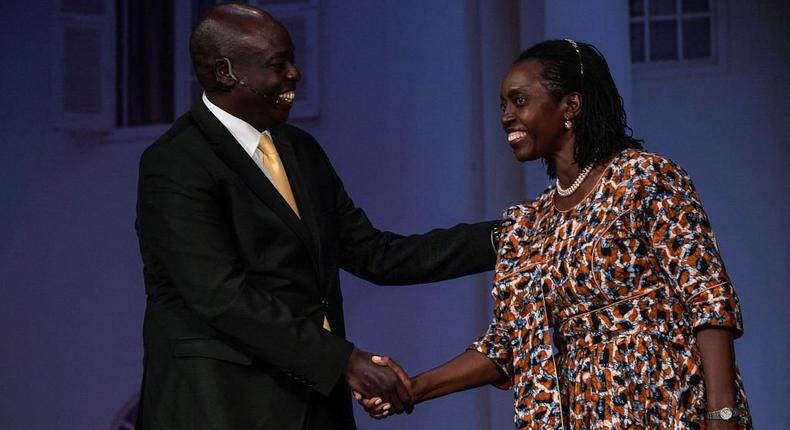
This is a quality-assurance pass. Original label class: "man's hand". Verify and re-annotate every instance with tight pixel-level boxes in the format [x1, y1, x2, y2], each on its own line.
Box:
[344, 348, 413, 415]
[354, 355, 413, 419]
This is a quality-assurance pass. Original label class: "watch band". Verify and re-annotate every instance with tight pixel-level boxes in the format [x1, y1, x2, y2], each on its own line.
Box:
[707, 407, 739, 421]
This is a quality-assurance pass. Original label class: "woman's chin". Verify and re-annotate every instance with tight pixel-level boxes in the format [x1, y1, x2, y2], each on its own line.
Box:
[513, 149, 539, 163]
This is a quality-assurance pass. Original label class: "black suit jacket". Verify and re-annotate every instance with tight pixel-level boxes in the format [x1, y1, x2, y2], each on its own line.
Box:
[135, 100, 495, 430]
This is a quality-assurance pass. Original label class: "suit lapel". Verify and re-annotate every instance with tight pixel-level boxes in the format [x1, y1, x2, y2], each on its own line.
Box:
[189, 101, 320, 275]
[271, 126, 326, 291]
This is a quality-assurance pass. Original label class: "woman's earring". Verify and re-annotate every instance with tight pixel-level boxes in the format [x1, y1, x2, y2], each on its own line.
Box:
[563, 115, 573, 130]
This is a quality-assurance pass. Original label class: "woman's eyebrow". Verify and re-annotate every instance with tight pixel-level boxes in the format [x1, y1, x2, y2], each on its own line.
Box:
[506, 86, 529, 97]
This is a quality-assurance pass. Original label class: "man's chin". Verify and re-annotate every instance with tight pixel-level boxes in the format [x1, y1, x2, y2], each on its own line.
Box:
[270, 109, 291, 125]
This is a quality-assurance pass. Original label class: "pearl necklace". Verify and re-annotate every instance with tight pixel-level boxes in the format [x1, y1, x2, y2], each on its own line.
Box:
[555, 164, 593, 197]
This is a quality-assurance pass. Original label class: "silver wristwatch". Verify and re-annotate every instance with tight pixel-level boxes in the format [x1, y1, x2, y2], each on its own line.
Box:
[707, 407, 739, 421]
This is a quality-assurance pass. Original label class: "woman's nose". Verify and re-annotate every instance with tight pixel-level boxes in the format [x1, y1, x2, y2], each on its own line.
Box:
[501, 109, 515, 126]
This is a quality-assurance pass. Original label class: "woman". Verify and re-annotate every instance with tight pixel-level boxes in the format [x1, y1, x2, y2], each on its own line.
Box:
[361, 40, 751, 429]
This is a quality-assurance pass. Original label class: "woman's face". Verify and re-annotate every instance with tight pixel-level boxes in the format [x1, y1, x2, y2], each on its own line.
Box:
[500, 60, 569, 163]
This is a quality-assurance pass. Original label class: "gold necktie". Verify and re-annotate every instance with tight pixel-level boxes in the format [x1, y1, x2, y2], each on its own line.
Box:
[258, 133, 331, 331]
[258, 133, 300, 218]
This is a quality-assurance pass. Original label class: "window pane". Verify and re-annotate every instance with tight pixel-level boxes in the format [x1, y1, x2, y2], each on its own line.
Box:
[630, 22, 645, 62]
[649, 0, 677, 16]
[630, 0, 645, 17]
[649, 20, 678, 60]
[122, 0, 175, 126]
[682, 0, 709, 14]
[683, 17, 711, 59]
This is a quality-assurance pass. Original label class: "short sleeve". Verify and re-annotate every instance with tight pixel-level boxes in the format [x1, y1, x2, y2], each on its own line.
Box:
[467, 205, 534, 390]
[639, 157, 743, 337]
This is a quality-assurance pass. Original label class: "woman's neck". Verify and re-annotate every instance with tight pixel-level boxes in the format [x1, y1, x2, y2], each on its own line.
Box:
[551, 142, 580, 188]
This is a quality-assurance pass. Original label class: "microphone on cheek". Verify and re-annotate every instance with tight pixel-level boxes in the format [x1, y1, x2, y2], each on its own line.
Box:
[222, 57, 278, 102]
[238, 80, 274, 100]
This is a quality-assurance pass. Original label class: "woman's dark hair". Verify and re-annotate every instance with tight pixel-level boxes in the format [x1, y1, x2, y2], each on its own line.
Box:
[515, 39, 643, 177]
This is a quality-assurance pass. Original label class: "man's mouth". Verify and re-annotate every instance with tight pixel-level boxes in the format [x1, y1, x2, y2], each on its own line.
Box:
[277, 90, 295, 106]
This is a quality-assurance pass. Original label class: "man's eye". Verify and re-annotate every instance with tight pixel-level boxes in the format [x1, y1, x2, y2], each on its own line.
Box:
[499, 102, 506, 112]
[269, 62, 287, 71]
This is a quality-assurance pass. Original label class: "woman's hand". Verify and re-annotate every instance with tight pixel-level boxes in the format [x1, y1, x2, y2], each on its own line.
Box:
[354, 355, 413, 419]
[706, 420, 739, 430]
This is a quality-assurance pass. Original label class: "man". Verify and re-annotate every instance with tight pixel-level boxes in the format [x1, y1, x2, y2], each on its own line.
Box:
[135, 4, 496, 429]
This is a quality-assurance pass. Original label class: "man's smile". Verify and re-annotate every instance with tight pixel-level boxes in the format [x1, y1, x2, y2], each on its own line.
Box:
[277, 90, 295, 106]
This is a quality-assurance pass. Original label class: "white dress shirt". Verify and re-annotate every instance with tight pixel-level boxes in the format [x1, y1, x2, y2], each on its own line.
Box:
[202, 93, 274, 182]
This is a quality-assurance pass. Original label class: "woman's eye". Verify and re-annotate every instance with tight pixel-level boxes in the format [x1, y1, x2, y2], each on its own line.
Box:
[499, 102, 506, 112]
[514, 96, 527, 106]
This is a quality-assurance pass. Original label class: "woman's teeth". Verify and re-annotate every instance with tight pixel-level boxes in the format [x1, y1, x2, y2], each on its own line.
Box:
[508, 131, 527, 142]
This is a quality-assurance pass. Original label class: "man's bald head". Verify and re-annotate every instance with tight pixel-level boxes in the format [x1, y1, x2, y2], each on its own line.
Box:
[190, 3, 284, 92]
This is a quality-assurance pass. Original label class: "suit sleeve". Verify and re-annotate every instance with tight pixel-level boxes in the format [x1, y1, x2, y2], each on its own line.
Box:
[137, 144, 352, 396]
[329, 170, 497, 285]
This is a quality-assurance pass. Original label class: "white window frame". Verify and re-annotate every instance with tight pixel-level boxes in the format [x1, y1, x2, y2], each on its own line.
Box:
[631, 0, 729, 81]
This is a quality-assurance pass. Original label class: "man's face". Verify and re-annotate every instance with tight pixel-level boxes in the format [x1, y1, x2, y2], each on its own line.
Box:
[231, 23, 301, 129]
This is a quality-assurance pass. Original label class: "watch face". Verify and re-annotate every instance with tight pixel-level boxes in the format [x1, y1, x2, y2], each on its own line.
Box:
[720, 408, 733, 420]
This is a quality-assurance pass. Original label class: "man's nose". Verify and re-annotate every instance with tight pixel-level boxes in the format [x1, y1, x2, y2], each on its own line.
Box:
[286, 63, 301, 82]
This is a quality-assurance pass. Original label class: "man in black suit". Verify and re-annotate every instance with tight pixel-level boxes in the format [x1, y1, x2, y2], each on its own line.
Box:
[135, 4, 496, 429]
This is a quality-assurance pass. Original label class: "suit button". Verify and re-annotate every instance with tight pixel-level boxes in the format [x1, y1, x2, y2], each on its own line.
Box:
[321, 299, 329, 308]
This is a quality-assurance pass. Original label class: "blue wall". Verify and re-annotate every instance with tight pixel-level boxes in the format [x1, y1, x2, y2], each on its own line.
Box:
[631, 3, 790, 427]
[0, 1, 787, 429]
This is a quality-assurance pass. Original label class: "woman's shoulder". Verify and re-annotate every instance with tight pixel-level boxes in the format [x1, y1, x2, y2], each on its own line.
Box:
[499, 203, 535, 226]
[500, 190, 553, 223]
[614, 149, 692, 185]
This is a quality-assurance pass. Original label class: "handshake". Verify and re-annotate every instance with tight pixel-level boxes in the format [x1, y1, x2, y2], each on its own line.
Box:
[344, 347, 417, 419]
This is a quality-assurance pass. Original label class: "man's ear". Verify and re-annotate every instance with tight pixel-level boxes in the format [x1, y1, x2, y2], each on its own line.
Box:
[214, 58, 237, 88]
[563, 92, 582, 119]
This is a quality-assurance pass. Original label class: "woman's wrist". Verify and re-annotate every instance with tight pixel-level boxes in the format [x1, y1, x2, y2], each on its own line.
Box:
[703, 377, 737, 410]
[706, 397, 737, 410]
[411, 372, 431, 404]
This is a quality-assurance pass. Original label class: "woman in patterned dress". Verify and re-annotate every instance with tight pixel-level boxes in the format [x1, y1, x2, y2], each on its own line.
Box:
[360, 40, 750, 429]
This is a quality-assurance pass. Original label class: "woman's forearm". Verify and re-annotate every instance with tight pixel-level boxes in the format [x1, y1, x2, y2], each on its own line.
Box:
[412, 350, 506, 403]
[695, 327, 737, 409]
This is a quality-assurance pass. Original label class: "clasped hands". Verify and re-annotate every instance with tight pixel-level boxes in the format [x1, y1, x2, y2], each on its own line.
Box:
[344, 347, 413, 419]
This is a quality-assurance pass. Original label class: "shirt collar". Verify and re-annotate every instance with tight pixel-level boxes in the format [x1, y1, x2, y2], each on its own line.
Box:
[202, 93, 271, 157]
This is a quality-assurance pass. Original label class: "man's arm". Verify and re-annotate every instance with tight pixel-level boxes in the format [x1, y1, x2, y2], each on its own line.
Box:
[331, 176, 497, 285]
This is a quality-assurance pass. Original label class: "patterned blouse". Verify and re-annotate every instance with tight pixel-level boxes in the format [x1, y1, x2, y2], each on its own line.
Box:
[472, 150, 750, 429]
